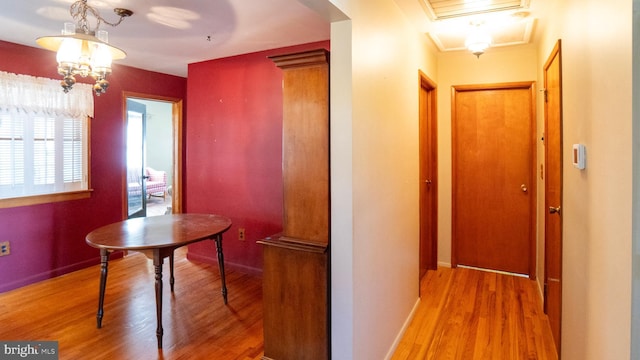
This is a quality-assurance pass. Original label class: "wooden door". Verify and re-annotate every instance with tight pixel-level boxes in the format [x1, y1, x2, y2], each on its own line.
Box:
[419, 72, 438, 278]
[452, 82, 536, 277]
[543, 40, 563, 355]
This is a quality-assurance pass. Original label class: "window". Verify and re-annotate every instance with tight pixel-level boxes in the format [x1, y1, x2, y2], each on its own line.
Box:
[0, 71, 93, 206]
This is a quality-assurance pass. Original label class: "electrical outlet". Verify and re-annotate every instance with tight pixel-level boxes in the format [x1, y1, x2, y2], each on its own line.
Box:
[238, 228, 246, 241]
[0, 241, 10, 256]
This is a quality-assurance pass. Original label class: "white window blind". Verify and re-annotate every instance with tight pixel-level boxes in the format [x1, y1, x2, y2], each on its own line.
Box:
[0, 71, 93, 199]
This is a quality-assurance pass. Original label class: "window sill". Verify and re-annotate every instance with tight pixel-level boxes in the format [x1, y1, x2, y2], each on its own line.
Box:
[0, 190, 93, 209]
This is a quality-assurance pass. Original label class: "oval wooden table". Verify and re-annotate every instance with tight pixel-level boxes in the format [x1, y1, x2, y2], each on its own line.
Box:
[85, 213, 232, 349]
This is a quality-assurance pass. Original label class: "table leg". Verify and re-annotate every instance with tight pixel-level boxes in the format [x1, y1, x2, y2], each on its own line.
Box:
[153, 251, 164, 349]
[96, 249, 110, 328]
[169, 251, 175, 292]
[214, 234, 228, 304]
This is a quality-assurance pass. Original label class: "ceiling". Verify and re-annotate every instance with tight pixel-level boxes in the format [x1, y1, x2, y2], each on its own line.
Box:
[1, 0, 549, 78]
[0, 0, 332, 77]
[423, 0, 535, 51]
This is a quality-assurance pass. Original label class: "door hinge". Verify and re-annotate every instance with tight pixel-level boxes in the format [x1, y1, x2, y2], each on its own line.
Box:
[544, 89, 548, 103]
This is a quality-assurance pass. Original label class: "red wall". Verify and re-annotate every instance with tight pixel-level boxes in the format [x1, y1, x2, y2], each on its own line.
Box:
[0, 39, 331, 292]
[0, 40, 187, 292]
[185, 41, 330, 273]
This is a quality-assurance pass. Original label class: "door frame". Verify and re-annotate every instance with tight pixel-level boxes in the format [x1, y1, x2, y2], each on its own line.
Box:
[121, 92, 184, 218]
[451, 82, 537, 278]
[419, 70, 438, 280]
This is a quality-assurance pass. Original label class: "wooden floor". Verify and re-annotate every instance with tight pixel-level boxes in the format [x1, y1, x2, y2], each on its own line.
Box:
[392, 267, 558, 360]
[0, 249, 264, 360]
[147, 194, 172, 217]
[1, 253, 558, 360]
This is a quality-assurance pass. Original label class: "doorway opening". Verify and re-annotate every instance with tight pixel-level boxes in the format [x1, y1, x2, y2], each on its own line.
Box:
[123, 92, 183, 219]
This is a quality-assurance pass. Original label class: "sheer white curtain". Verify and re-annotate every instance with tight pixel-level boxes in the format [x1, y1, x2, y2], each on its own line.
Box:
[0, 71, 93, 118]
[0, 71, 93, 199]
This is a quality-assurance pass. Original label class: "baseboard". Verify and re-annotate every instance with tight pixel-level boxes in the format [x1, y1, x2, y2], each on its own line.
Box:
[384, 297, 421, 360]
[437, 261, 452, 268]
[186, 251, 263, 276]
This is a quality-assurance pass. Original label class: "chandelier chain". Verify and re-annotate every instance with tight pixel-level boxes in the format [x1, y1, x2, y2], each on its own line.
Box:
[70, 0, 128, 34]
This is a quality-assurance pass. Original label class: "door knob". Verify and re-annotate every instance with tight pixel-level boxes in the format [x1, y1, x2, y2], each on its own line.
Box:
[521, 184, 528, 192]
[549, 206, 561, 214]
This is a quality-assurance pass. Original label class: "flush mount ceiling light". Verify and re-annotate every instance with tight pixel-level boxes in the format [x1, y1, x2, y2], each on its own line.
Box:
[465, 22, 492, 58]
[36, 0, 133, 95]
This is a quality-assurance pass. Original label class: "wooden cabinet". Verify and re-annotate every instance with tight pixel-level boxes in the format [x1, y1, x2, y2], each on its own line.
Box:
[258, 49, 330, 360]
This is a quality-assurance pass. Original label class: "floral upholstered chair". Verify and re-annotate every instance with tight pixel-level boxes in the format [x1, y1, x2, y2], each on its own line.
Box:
[145, 167, 167, 200]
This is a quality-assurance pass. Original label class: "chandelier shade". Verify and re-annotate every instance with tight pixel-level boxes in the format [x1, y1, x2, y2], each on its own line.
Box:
[37, 33, 127, 62]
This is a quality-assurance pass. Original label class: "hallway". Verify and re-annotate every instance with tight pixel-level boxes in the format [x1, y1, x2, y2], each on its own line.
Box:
[392, 267, 557, 359]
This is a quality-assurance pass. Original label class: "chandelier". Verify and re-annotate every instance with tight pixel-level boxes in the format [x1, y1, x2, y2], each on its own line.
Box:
[36, 0, 133, 95]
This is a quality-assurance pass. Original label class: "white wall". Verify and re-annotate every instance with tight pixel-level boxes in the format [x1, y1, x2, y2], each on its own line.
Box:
[537, 0, 632, 358]
[136, 99, 173, 184]
[329, 17, 355, 360]
[633, 2, 640, 358]
[323, 0, 438, 358]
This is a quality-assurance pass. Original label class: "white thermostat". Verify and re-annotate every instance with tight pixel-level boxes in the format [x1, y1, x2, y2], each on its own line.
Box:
[572, 144, 585, 170]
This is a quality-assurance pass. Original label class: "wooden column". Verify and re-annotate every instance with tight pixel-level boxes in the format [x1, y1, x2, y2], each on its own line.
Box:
[258, 49, 330, 360]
